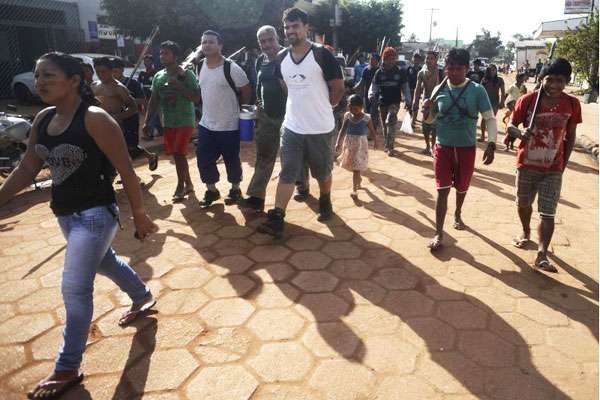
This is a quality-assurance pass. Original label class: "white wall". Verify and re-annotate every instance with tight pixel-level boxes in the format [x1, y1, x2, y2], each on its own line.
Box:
[56, 0, 103, 42]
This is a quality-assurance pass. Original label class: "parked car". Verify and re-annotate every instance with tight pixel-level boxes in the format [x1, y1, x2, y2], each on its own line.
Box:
[11, 53, 145, 104]
[334, 55, 355, 86]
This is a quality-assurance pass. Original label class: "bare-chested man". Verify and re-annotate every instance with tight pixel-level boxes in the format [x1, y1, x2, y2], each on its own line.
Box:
[91, 56, 158, 170]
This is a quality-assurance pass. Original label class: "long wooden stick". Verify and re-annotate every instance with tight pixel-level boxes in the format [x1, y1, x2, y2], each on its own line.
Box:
[125, 26, 159, 85]
[527, 40, 557, 130]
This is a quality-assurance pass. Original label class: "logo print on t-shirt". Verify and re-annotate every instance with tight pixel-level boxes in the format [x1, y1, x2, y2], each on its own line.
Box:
[35, 143, 87, 185]
[290, 74, 306, 83]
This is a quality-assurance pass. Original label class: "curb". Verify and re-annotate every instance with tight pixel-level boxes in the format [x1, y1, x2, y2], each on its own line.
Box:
[576, 134, 599, 162]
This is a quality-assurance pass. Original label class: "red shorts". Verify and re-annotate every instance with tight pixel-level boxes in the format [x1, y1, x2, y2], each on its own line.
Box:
[163, 127, 194, 155]
[433, 144, 476, 193]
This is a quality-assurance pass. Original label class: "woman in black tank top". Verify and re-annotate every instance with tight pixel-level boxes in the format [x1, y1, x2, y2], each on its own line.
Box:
[0, 53, 158, 399]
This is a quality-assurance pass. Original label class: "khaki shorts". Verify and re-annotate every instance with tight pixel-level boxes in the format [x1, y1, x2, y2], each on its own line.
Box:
[279, 127, 334, 184]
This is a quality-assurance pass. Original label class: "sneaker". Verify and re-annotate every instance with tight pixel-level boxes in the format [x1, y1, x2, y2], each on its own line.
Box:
[257, 208, 285, 238]
[199, 189, 220, 208]
[317, 195, 333, 222]
[224, 188, 242, 205]
[293, 188, 310, 202]
[240, 196, 265, 212]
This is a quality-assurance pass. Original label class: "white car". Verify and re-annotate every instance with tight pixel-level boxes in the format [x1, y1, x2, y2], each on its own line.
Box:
[11, 53, 145, 103]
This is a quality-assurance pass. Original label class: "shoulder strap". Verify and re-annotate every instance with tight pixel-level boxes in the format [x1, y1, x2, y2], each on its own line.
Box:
[223, 59, 239, 97]
[255, 54, 265, 75]
[440, 81, 478, 120]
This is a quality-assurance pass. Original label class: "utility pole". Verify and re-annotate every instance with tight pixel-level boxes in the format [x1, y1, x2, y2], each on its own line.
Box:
[455, 25, 459, 47]
[426, 8, 439, 43]
[331, 0, 339, 51]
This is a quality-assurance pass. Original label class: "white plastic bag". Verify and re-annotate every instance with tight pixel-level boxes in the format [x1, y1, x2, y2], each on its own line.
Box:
[400, 112, 414, 134]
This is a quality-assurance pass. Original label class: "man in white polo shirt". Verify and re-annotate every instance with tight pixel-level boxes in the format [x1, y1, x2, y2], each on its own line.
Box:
[257, 7, 344, 238]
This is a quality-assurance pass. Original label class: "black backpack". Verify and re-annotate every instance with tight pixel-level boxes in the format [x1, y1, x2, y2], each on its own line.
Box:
[275, 43, 332, 75]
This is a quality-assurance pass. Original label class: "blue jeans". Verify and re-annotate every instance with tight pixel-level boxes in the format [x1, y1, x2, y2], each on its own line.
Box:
[55, 205, 149, 372]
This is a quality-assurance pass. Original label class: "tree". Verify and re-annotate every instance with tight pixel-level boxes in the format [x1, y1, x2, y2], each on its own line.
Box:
[555, 11, 599, 92]
[101, 0, 295, 52]
[309, 0, 404, 54]
[501, 41, 515, 64]
[471, 29, 502, 59]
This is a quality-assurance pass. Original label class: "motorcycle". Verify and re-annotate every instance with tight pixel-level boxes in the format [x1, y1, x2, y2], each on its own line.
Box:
[0, 105, 32, 178]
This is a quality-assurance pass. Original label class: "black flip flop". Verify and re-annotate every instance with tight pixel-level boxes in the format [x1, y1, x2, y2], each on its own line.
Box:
[28, 373, 84, 400]
[118, 298, 156, 326]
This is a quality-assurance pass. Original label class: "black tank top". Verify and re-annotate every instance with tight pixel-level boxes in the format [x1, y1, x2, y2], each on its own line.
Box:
[35, 102, 116, 215]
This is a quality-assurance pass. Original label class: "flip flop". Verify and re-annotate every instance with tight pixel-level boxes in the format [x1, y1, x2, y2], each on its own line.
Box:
[118, 297, 156, 327]
[148, 154, 158, 171]
[453, 220, 466, 230]
[512, 237, 531, 248]
[428, 236, 443, 251]
[535, 259, 558, 273]
[28, 373, 84, 400]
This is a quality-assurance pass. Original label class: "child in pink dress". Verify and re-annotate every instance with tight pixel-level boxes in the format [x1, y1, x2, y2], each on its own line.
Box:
[335, 95, 378, 197]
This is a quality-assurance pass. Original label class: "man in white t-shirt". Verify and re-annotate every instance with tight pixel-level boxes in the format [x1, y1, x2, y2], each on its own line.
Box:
[196, 30, 251, 207]
[257, 7, 344, 238]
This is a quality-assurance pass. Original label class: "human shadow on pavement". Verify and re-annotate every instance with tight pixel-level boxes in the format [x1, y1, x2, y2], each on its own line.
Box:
[0, 186, 50, 220]
[169, 188, 572, 399]
[363, 168, 436, 210]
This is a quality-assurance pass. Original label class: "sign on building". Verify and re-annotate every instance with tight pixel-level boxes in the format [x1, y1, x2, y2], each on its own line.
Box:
[98, 24, 116, 40]
[565, 0, 593, 14]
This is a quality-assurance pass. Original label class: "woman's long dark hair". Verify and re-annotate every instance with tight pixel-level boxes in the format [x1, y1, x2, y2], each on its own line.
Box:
[37, 52, 100, 106]
[483, 63, 500, 85]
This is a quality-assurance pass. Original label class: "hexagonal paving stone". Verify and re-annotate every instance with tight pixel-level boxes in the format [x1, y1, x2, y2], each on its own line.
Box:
[484, 367, 558, 400]
[81, 336, 146, 374]
[154, 289, 209, 315]
[416, 352, 485, 395]
[17, 287, 63, 313]
[437, 301, 489, 330]
[186, 365, 258, 400]
[247, 308, 305, 341]
[458, 331, 516, 367]
[363, 335, 420, 373]
[127, 348, 198, 392]
[95, 307, 157, 337]
[0, 303, 15, 323]
[193, 327, 253, 364]
[208, 255, 254, 275]
[286, 235, 324, 251]
[447, 264, 493, 287]
[382, 290, 435, 318]
[322, 242, 362, 259]
[374, 267, 419, 290]
[254, 263, 296, 283]
[309, 359, 375, 400]
[295, 293, 350, 322]
[254, 283, 300, 308]
[336, 280, 387, 305]
[4, 361, 54, 392]
[154, 315, 206, 349]
[0, 345, 26, 377]
[214, 238, 254, 256]
[252, 384, 324, 400]
[547, 327, 598, 363]
[163, 267, 213, 289]
[517, 298, 570, 326]
[198, 298, 255, 327]
[289, 251, 332, 270]
[31, 325, 64, 361]
[292, 271, 339, 292]
[329, 259, 373, 279]
[248, 342, 313, 382]
[403, 317, 457, 351]
[375, 376, 441, 400]
[302, 322, 360, 358]
[203, 275, 256, 298]
[248, 245, 290, 262]
[343, 304, 401, 335]
[0, 313, 55, 344]
[0, 279, 39, 302]
[216, 225, 253, 239]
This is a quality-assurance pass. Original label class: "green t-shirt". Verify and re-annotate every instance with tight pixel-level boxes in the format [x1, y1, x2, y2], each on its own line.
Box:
[434, 80, 491, 147]
[256, 57, 286, 119]
[151, 68, 199, 128]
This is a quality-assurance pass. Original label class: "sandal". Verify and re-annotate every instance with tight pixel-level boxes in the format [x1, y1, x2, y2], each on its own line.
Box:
[118, 295, 156, 326]
[428, 236, 443, 251]
[453, 219, 466, 230]
[148, 154, 158, 171]
[28, 373, 84, 399]
[511, 236, 531, 249]
[534, 253, 558, 273]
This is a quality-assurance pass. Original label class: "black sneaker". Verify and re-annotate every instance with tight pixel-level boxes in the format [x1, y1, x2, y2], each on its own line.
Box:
[224, 188, 242, 205]
[257, 208, 285, 238]
[199, 189, 220, 208]
[317, 194, 333, 222]
[240, 196, 265, 212]
[293, 188, 310, 202]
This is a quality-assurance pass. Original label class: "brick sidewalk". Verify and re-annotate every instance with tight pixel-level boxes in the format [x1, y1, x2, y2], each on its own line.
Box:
[0, 128, 597, 399]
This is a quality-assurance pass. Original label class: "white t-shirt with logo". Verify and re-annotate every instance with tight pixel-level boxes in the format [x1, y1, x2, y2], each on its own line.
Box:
[198, 60, 249, 132]
[276, 45, 343, 134]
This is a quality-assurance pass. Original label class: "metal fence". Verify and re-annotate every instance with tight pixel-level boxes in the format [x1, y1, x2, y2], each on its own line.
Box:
[0, 0, 86, 100]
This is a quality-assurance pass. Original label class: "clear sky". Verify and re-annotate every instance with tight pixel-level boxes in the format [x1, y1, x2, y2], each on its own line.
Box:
[400, 0, 593, 44]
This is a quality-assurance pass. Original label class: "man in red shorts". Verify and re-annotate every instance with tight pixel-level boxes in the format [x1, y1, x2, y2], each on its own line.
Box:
[423, 48, 497, 250]
[143, 41, 200, 201]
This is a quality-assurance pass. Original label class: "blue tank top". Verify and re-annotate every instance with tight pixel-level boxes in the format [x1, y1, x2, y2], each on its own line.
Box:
[345, 113, 370, 136]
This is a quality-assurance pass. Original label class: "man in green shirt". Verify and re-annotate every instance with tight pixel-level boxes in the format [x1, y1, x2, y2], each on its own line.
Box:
[143, 41, 200, 201]
[241, 25, 287, 211]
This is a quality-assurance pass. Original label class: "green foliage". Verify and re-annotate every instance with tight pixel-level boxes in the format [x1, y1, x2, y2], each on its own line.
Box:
[100, 0, 295, 52]
[471, 29, 502, 59]
[309, 0, 404, 54]
[555, 12, 599, 91]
